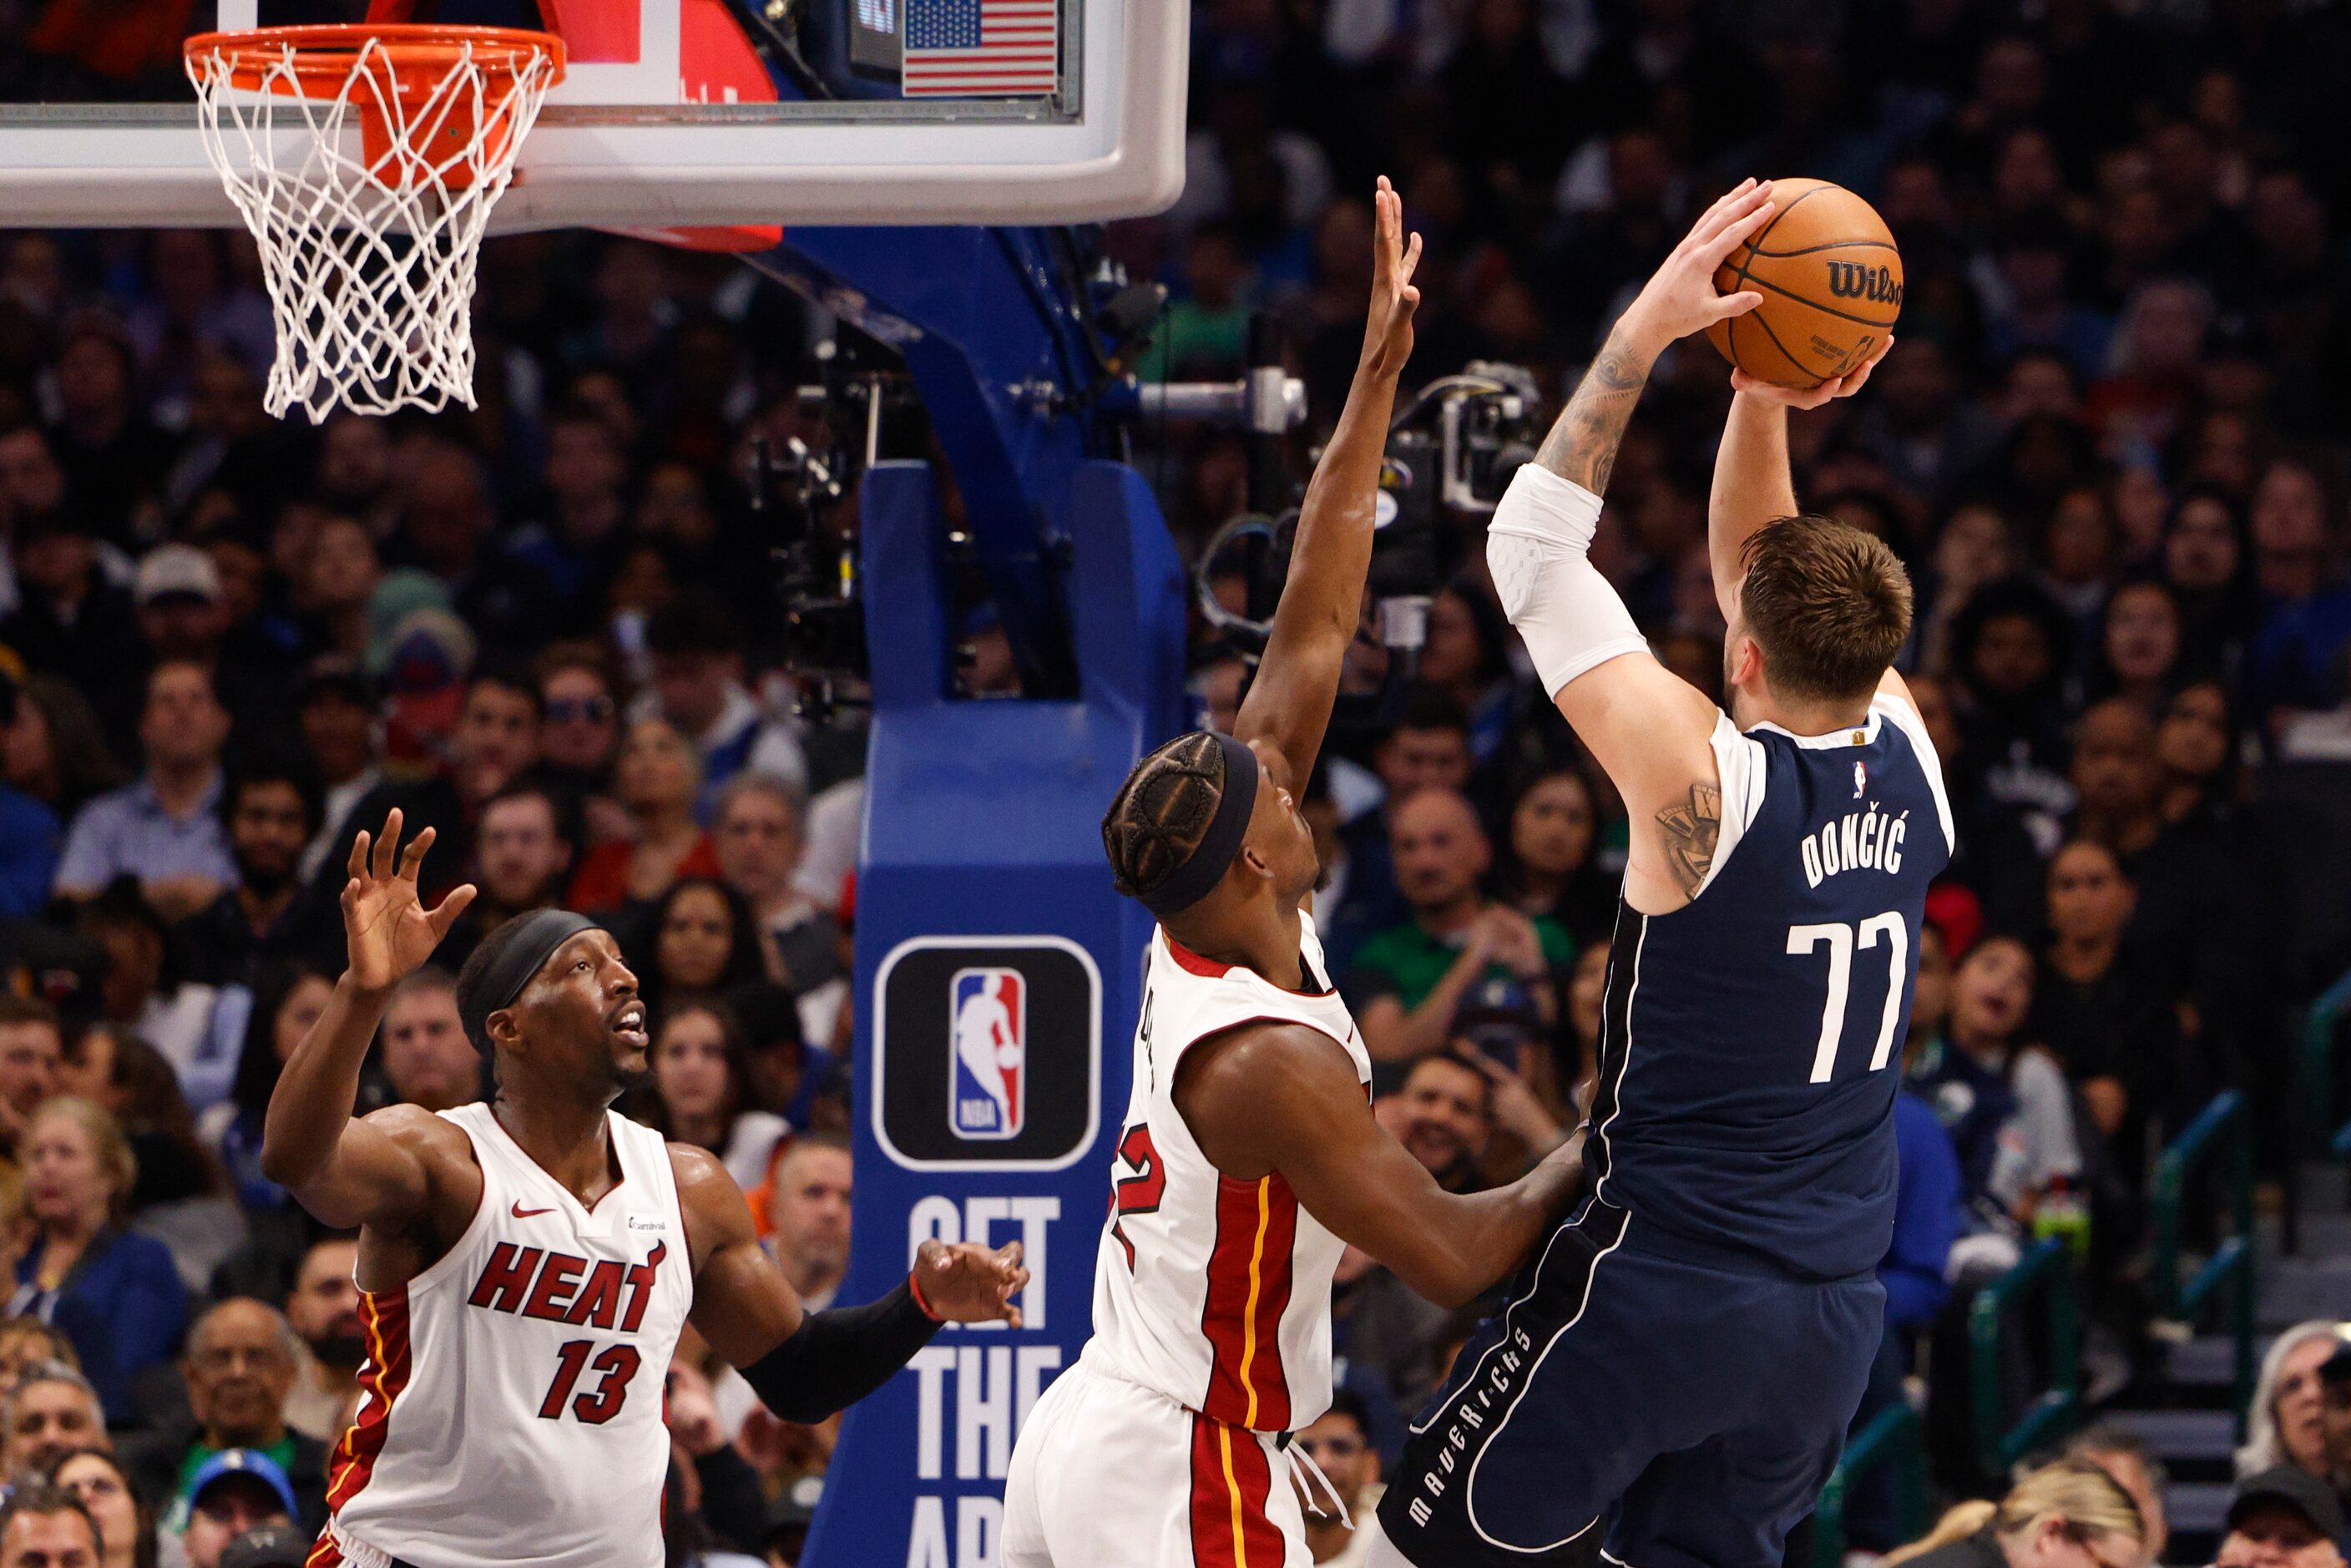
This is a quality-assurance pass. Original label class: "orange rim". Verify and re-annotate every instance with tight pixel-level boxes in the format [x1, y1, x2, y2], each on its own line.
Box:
[184, 23, 568, 96]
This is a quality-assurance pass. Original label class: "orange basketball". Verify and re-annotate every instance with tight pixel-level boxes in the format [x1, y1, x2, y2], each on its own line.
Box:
[1705, 178, 1902, 389]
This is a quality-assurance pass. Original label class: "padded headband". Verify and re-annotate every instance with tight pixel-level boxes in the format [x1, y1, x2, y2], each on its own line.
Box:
[458, 908, 603, 1051]
[1138, 732, 1260, 918]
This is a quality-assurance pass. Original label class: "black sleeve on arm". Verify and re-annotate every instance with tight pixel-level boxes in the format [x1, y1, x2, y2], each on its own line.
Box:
[738, 1279, 943, 1424]
[691, 1443, 769, 1555]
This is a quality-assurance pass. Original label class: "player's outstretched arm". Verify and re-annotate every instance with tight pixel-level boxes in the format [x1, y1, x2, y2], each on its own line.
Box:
[1707, 343, 1891, 619]
[675, 1145, 1029, 1424]
[1176, 1023, 1581, 1307]
[1232, 176, 1421, 788]
[1494, 180, 1779, 910]
[260, 810, 478, 1230]
[1711, 349, 1916, 711]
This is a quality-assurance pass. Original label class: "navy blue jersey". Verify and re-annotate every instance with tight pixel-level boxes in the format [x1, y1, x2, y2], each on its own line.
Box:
[1585, 693, 1954, 1282]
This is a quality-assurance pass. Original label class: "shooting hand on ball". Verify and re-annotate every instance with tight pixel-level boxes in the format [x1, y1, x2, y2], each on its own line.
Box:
[1616, 178, 1775, 358]
[1731, 334, 1894, 411]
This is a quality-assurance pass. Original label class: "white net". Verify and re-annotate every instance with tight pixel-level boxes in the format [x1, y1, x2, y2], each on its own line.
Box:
[186, 31, 560, 423]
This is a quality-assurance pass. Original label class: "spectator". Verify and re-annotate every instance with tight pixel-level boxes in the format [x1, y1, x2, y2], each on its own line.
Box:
[506, 407, 633, 635]
[1908, 935, 2079, 1232]
[627, 1003, 786, 1191]
[313, 667, 541, 905]
[73, 884, 243, 1115]
[2064, 1425, 2171, 1568]
[1494, 766, 1615, 953]
[2241, 1324, 2346, 1481]
[8, 1098, 188, 1423]
[289, 662, 381, 887]
[635, 878, 771, 1024]
[173, 1451, 296, 1568]
[3, 675, 127, 827]
[1328, 689, 1477, 946]
[200, 964, 333, 1212]
[374, 969, 481, 1115]
[640, 593, 806, 808]
[2093, 579, 2184, 716]
[2216, 1469, 2347, 1568]
[1291, 1389, 1382, 1567]
[50, 1448, 154, 1568]
[171, 763, 331, 990]
[565, 717, 719, 914]
[105, 1035, 241, 1293]
[1881, 1456, 2143, 1568]
[437, 782, 574, 973]
[54, 662, 235, 922]
[0, 1485, 101, 1568]
[0, 1326, 78, 1396]
[277, 1237, 360, 1448]
[535, 645, 622, 785]
[1350, 788, 1566, 1069]
[0, 681, 62, 919]
[1, 1368, 106, 1484]
[1378, 1053, 1491, 1194]
[0, 508, 143, 751]
[2036, 839, 2186, 1173]
[2154, 680, 2237, 834]
[712, 775, 842, 999]
[760, 1133, 850, 1311]
[120, 1299, 323, 1531]
[0, 996, 63, 1159]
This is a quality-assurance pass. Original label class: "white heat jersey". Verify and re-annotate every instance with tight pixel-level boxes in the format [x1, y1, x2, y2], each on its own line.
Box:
[1083, 913, 1370, 1434]
[326, 1103, 694, 1568]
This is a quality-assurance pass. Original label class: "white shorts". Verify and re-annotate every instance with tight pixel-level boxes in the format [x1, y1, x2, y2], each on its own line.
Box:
[1004, 1360, 1310, 1568]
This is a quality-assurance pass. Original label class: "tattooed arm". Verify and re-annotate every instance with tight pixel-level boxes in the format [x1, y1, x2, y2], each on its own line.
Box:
[1506, 181, 1777, 911]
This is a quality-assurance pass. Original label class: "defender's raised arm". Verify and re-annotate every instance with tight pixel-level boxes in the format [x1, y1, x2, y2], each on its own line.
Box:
[1232, 177, 1421, 787]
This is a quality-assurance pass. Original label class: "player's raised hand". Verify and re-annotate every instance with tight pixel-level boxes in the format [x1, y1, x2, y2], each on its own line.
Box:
[1731, 332, 1895, 411]
[914, 1237, 1031, 1327]
[341, 809, 476, 994]
[1618, 177, 1776, 357]
[1360, 175, 1423, 381]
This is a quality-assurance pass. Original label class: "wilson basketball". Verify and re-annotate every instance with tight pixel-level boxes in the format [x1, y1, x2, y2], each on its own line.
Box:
[1706, 178, 1903, 389]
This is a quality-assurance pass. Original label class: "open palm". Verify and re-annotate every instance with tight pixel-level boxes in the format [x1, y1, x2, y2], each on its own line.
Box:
[341, 809, 476, 993]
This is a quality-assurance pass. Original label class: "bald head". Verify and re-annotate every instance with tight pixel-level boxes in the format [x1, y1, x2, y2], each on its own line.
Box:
[1391, 788, 1489, 917]
[185, 1299, 298, 1449]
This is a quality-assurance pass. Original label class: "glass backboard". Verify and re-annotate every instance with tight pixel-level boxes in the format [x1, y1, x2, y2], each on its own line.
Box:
[0, 0, 1184, 230]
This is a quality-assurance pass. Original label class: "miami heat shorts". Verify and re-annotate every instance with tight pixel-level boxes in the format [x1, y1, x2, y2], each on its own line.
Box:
[1005, 1360, 1312, 1568]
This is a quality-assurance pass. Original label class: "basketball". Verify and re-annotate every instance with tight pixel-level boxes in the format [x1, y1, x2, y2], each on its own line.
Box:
[1705, 178, 1903, 389]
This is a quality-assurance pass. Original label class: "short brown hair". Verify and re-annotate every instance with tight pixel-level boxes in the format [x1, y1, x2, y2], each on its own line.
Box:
[1738, 516, 1914, 702]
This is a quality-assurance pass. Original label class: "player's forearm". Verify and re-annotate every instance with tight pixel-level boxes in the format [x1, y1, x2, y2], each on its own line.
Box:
[1532, 322, 1660, 498]
[260, 973, 390, 1189]
[1237, 354, 1400, 765]
[1426, 1141, 1584, 1305]
[1709, 392, 1798, 611]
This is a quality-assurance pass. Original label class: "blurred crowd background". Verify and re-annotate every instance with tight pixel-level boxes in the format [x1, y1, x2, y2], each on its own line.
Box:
[0, 0, 2342, 1565]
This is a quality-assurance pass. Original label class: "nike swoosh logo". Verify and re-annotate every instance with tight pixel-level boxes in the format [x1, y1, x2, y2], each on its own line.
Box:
[511, 1202, 556, 1219]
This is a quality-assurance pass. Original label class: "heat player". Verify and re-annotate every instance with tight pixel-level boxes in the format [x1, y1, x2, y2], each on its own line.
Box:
[1002, 180, 1585, 1568]
[1370, 179, 1939, 1568]
[265, 811, 1028, 1568]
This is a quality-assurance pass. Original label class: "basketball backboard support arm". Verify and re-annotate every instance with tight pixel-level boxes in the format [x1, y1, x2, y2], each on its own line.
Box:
[0, 0, 1186, 230]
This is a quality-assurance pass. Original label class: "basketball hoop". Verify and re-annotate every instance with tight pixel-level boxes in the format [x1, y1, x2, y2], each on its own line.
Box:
[185, 25, 567, 423]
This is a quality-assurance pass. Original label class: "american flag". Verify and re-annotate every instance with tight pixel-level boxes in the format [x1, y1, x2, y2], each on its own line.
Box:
[902, 0, 1059, 98]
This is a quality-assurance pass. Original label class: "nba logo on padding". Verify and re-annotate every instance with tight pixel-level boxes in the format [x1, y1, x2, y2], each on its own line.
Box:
[950, 969, 1026, 1139]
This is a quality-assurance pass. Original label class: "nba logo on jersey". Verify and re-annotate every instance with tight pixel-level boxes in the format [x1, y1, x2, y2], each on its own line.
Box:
[950, 969, 1026, 1139]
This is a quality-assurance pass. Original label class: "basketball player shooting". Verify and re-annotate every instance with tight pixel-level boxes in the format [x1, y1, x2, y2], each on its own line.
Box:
[261, 810, 1029, 1568]
[1370, 178, 1942, 1568]
[1001, 179, 1585, 1568]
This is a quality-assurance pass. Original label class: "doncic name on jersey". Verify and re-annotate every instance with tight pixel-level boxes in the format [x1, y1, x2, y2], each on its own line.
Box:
[872, 937, 1100, 1169]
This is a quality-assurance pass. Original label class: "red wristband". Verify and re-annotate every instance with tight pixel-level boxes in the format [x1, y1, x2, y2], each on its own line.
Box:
[908, 1267, 946, 1323]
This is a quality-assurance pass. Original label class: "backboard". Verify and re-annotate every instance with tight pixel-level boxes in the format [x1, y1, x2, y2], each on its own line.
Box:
[0, 0, 1185, 231]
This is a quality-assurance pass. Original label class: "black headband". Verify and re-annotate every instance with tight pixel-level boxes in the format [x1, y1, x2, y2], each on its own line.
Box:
[458, 908, 604, 1051]
[1138, 732, 1260, 918]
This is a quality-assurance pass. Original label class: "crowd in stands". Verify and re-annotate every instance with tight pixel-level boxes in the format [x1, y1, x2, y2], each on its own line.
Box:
[0, 0, 2343, 1564]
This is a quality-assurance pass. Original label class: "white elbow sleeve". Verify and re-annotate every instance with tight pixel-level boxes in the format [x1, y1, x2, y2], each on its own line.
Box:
[1486, 465, 1651, 698]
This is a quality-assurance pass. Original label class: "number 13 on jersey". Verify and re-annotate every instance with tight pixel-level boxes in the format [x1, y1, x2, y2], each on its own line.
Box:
[1786, 913, 1909, 1084]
